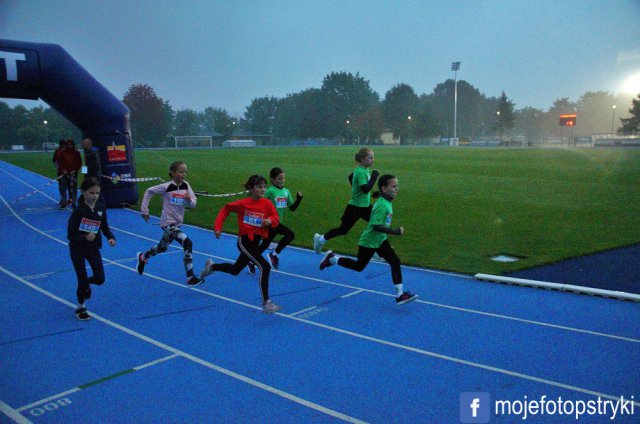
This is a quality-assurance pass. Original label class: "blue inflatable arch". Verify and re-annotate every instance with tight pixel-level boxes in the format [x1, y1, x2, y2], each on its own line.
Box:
[0, 39, 138, 207]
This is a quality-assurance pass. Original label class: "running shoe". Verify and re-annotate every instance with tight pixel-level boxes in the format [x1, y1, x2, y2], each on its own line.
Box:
[267, 252, 279, 270]
[262, 300, 281, 314]
[313, 233, 324, 254]
[186, 275, 204, 287]
[319, 250, 335, 270]
[75, 307, 91, 321]
[200, 259, 214, 279]
[396, 292, 418, 305]
[247, 261, 256, 275]
[136, 252, 147, 275]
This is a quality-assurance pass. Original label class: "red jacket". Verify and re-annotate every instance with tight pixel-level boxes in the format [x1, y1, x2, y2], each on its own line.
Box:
[58, 148, 82, 174]
[214, 197, 279, 240]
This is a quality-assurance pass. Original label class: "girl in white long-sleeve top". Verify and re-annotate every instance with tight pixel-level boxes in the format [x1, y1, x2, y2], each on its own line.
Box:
[136, 161, 204, 286]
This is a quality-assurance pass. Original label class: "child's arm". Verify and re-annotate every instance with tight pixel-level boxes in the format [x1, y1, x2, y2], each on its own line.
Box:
[288, 190, 303, 212]
[140, 183, 166, 222]
[371, 224, 404, 235]
[213, 199, 243, 237]
[263, 201, 280, 228]
[100, 210, 117, 245]
[186, 182, 197, 209]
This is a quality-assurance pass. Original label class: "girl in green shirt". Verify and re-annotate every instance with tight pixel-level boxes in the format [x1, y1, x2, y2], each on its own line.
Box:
[313, 147, 379, 254]
[319, 174, 418, 305]
[260, 167, 303, 270]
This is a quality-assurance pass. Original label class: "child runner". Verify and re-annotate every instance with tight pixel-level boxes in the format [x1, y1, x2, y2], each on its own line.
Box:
[67, 177, 116, 320]
[319, 174, 418, 305]
[200, 175, 281, 313]
[137, 161, 204, 286]
[313, 147, 379, 254]
[259, 167, 303, 270]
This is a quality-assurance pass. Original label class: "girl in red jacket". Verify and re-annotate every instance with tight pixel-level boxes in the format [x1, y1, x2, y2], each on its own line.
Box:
[201, 175, 281, 313]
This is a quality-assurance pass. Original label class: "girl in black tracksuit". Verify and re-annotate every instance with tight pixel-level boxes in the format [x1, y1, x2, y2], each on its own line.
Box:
[67, 177, 116, 320]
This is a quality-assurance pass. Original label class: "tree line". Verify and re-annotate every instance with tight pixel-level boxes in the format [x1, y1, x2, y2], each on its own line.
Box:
[1, 71, 638, 150]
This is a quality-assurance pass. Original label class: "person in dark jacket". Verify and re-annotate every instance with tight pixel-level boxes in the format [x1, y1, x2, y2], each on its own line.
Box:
[67, 177, 116, 320]
[82, 137, 105, 209]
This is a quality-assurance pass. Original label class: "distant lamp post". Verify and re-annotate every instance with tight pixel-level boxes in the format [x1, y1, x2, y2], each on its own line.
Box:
[43, 120, 48, 144]
[451, 61, 461, 142]
[611, 105, 617, 134]
[407, 115, 412, 144]
[496, 111, 501, 142]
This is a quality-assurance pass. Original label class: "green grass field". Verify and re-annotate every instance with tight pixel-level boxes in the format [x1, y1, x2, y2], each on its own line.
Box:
[3, 146, 640, 275]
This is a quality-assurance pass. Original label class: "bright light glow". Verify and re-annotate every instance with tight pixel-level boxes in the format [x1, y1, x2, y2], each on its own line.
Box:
[621, 72, 640, 95]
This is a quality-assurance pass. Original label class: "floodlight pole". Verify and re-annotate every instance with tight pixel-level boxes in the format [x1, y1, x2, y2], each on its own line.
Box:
[451, 62, 461, 141]
[611, 105, 617, 134]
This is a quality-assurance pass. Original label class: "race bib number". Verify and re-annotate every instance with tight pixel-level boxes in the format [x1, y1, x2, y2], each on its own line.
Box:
[79, 217, 101, 234]
[170, 192, 187, 206]
[385, 213, 393, 226]
[243, 211, 264, 227]
[275, 196, 288, 208]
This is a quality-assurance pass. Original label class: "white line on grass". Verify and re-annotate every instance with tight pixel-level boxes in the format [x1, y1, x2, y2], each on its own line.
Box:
[4, 166, 637, 345]
[2, 194, 639, 409]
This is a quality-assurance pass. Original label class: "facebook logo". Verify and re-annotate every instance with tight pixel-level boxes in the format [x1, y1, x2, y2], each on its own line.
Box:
[460, 392, 490, 423]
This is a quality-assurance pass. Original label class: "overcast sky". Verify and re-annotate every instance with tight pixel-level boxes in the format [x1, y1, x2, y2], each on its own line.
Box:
[2, 0, 640, 116]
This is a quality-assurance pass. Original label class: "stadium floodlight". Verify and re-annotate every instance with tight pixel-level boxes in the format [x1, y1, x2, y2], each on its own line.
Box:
[451, 62, 461, 141]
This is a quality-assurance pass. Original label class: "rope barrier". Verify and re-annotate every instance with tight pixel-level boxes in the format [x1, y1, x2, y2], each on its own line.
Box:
[11, 174, 65, 203]
[194, 190, 248, 198]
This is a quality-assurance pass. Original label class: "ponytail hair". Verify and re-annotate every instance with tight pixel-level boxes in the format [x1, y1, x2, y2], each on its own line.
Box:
[354, 147, 373, 163]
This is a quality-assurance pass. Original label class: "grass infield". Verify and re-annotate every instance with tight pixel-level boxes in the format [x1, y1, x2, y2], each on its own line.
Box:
[3, 146, 639, 275]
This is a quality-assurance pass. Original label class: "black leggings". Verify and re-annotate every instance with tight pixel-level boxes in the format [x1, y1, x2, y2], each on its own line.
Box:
[144, 225, 194, 277]
[337, 240, 402, 285]
[209, 235, 272, 303]
[69, 244, 105, 304]
[259, 224, 295, 254]
[324, 203, 372, 241]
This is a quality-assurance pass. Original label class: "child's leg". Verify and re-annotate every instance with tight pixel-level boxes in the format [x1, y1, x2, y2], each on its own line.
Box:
[172, 229, 195, 277]
[273, 224, 294, 254]
[376, 240, 402, 285]
[69, 246, 89, 304]
[209, 237, 252, 275]
[238, 235, 272, 304]
[337, 245, 376, 272]
[324, 204, 362, 240]
[143, 226, 175, 259]
[85, 246, 106, 286]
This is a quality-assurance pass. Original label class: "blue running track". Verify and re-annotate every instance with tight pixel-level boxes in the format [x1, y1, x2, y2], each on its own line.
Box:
[1, 160, 639, 423]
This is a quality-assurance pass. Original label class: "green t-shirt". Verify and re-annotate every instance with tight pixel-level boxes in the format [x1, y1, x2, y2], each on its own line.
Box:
[359, 196, 393, 248]
[348, 166, 371, 207]
[265, 186, 294, 222]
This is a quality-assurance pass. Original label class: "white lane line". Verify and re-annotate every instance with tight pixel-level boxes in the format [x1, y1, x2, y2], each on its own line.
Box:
[0, 399, 32, 424]
[2, 193, 638, 409]
[290, 306, 318, 316]
[0, 194, 367, 424]
[340, 289, 364, 299]
[0, 264, 367, 424]
[16, 354, 180, 412]
[3, 167, 637, 345]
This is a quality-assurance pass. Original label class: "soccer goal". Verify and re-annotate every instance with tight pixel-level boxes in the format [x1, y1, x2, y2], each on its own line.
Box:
[174, 136, 213, 149]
